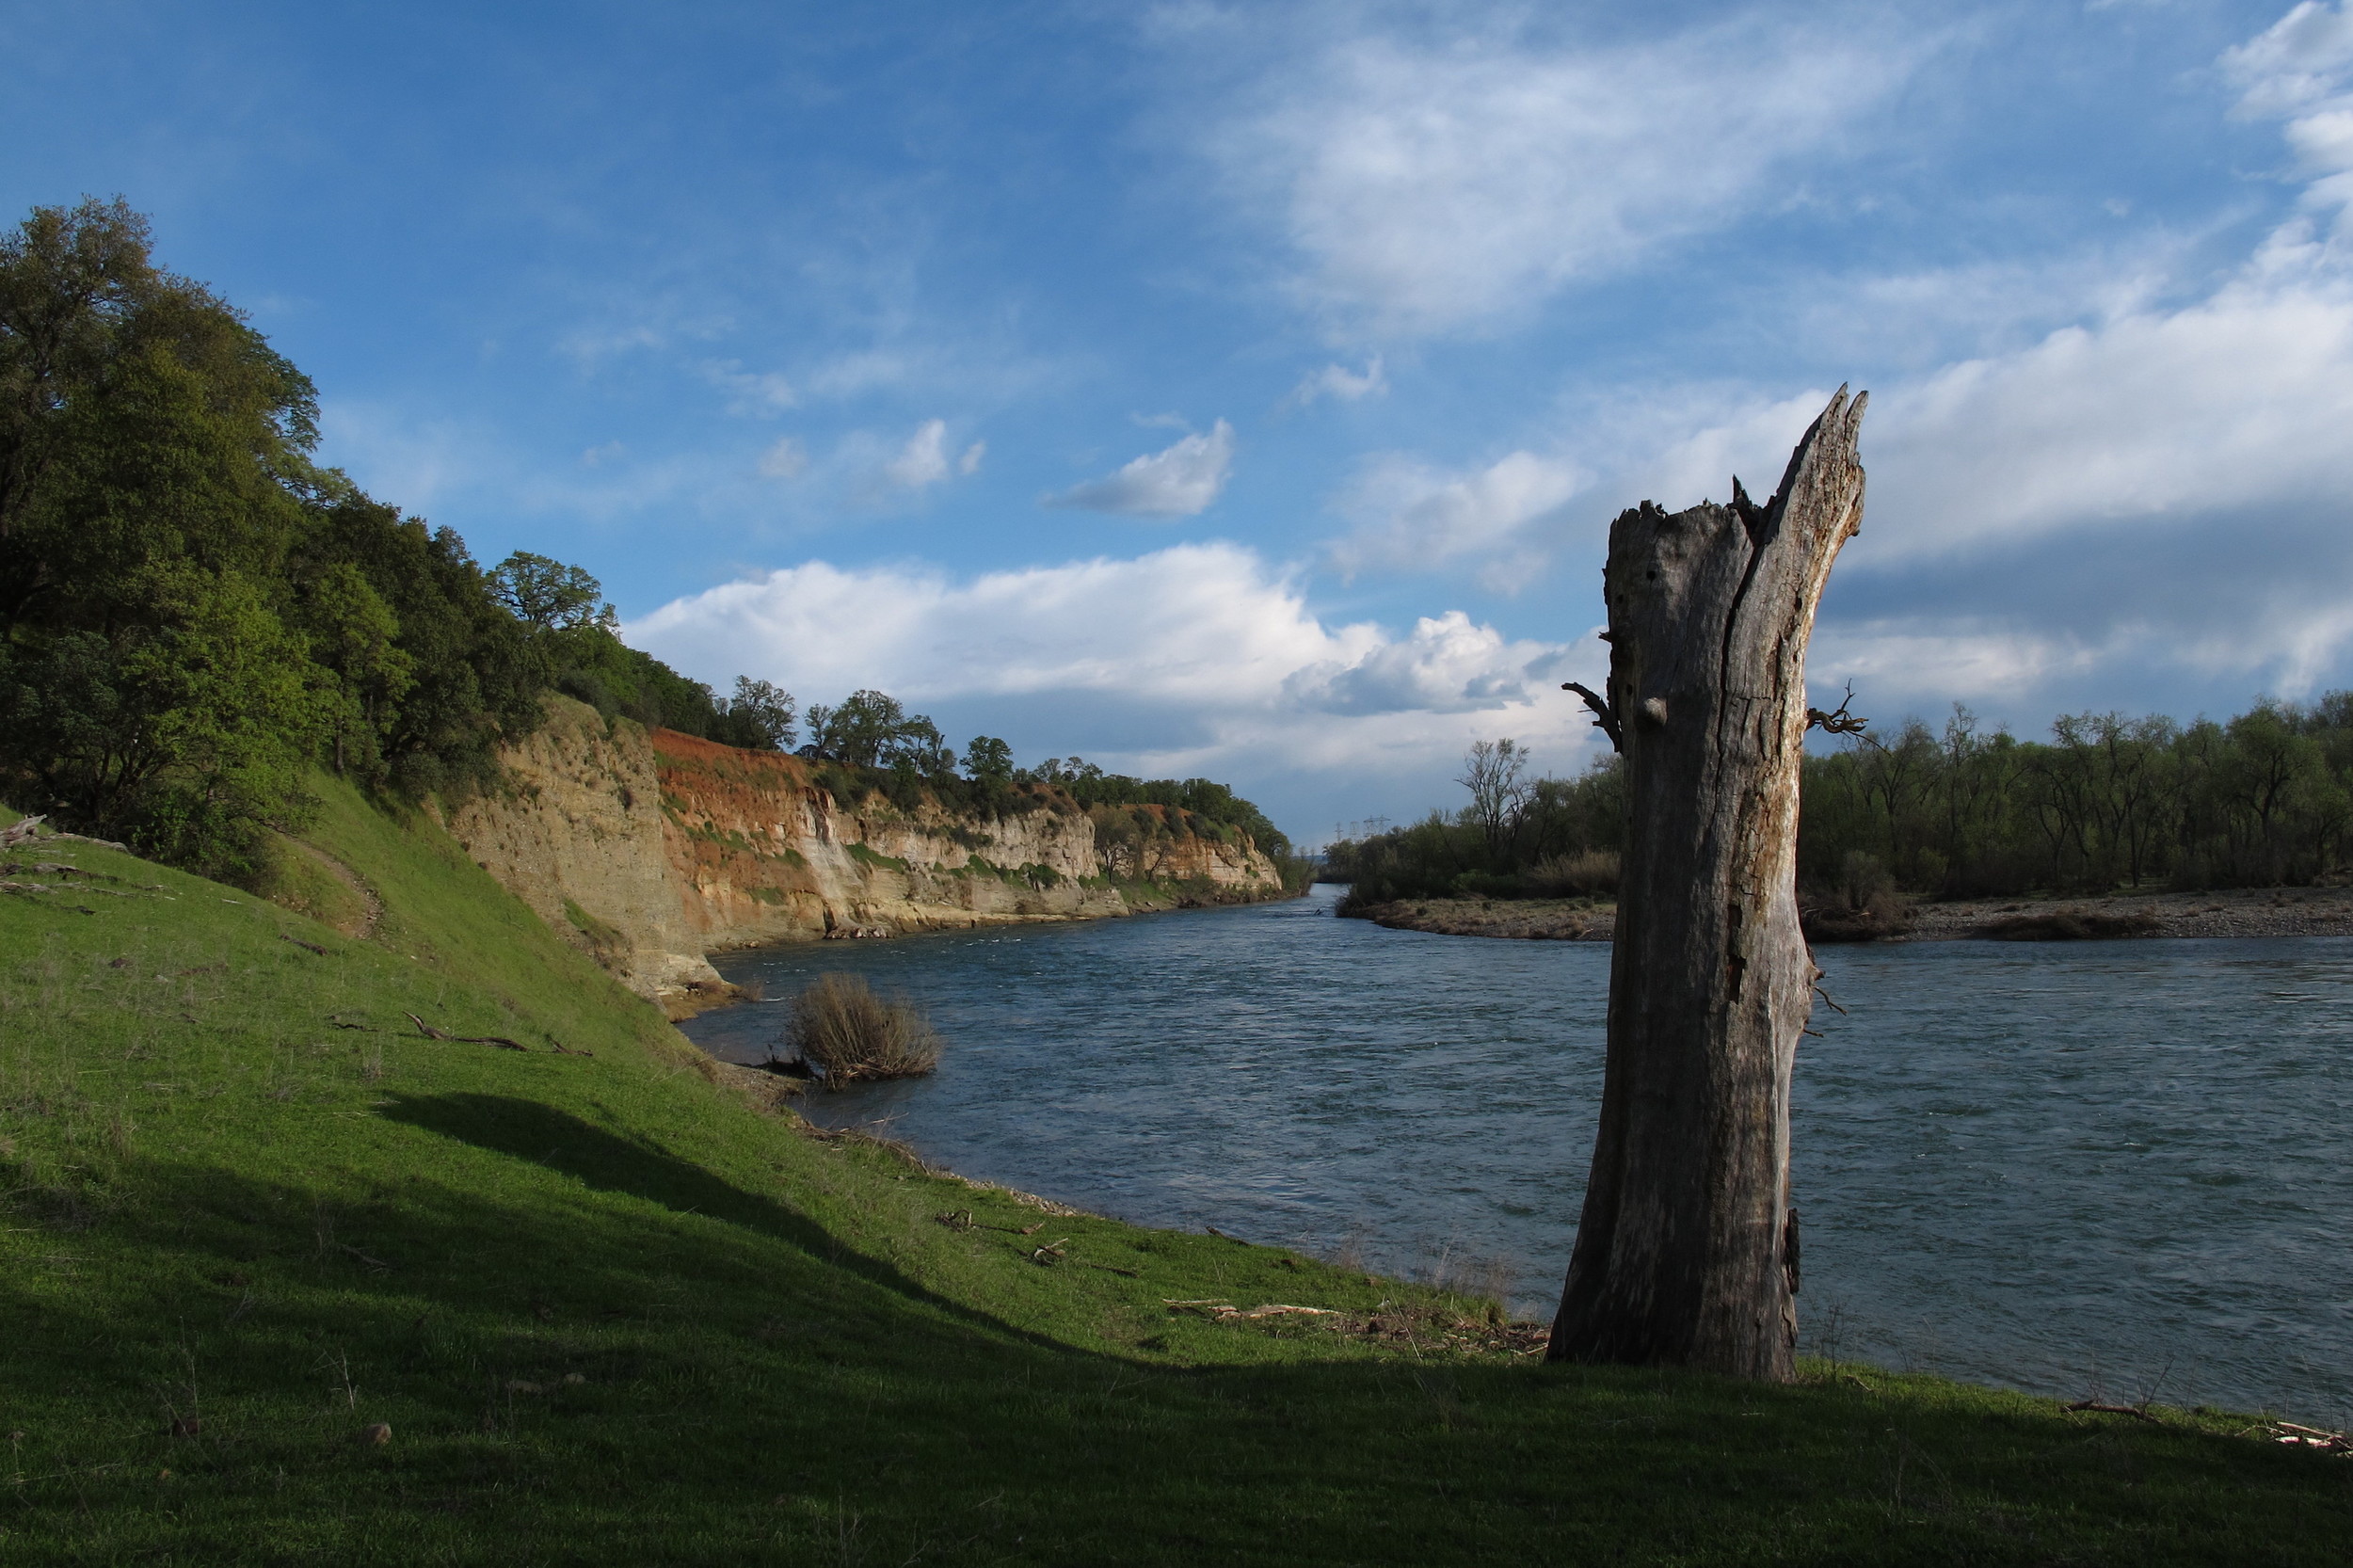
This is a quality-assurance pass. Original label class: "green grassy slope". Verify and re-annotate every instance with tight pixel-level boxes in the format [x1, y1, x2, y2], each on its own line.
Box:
[2, 779, 2347, 1564]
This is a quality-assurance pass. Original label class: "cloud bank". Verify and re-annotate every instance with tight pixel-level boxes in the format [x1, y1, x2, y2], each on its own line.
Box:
[626, 541, 1595, 828]
[1296, 5, 2353, 724]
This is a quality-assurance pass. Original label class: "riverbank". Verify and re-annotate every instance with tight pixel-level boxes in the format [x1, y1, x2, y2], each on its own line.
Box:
[8, 802, 2351, 1561]
[1345, 883, 2353, 942]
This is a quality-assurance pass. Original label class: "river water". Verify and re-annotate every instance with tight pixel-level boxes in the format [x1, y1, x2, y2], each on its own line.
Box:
[680, 885, 2353, 1421]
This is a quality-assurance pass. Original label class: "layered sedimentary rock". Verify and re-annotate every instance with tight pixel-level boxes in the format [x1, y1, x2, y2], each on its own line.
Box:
[440, 698, 727, 1006]
[444, 697, 1288, 1013]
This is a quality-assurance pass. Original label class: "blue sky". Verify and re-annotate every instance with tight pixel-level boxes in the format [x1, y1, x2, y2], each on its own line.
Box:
[9, 1, 2353, 841]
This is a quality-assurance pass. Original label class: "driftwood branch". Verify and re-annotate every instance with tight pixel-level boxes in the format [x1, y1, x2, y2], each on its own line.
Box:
[1561, 681, 1625, 750]
[2064, 1400, 2160, 1423]
[1805, 682, 1868, 737]
[395, 1011, 586, 1055]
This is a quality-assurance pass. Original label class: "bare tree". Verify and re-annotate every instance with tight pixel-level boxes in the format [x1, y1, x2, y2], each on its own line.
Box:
[1550, 389, 1867, 1381]
[1457, 738, 1530, 856]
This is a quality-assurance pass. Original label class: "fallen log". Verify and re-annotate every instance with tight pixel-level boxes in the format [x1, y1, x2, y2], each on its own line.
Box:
[2063, 1400, 2159, 1423]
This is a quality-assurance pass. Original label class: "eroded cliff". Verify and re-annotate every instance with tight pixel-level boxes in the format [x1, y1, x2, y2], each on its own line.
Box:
[445, 697, 1291, 1013]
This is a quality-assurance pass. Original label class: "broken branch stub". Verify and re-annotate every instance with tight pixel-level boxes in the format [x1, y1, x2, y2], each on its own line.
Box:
[1548, 387, 1866, 1382]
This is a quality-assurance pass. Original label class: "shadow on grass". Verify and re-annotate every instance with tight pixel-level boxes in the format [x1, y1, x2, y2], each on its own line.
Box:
[376, 1091, 1067, 1350]
[4, 1145, 2347, 1564]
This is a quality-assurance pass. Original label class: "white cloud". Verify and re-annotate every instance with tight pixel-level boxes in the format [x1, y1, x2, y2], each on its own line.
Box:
[2224, 2, 2353, 120]
[1329, 449, 1587, 590]
[581, 440, 625, 469]
[1806, 624, 2106, 710]
[624, 542, 1595, 803]
[757, 436, 808, 480]
[1282, 610, 1572, 714]
[1195, 12, 1927, 336]
[1516, 248, 2353, 709]
[882, 419, 952, 490]
[1863, 267, 2353, 559]
[1046, 420, 1236, 518]
[958, 439, 986, 475]
[702, 360, 800, 414]
[1290, 356, 1387, 405]
[2226, 2, 2353, 230]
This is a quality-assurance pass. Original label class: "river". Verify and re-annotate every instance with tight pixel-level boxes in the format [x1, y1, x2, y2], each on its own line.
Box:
[679, 884, 2353, 1422]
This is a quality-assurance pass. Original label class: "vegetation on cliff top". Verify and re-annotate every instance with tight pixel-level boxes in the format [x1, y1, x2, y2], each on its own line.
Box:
[3, 787, 2347, 1563]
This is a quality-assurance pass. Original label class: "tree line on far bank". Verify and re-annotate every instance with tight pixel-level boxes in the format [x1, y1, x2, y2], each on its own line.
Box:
[1325, 695, 2353, 912]
[0, 198, 1294, 884]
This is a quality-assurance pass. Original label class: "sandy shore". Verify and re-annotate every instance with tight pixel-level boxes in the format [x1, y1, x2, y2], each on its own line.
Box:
[1347, 886, 2353, 943]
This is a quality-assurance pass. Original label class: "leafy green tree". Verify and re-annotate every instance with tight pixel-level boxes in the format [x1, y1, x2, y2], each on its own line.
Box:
[1, 198, 315, 636]
[809, 690, 913, 768]
[295, 561, 414, 777]
[963, 735, 1014, 782]
[719, 677, 796, 751]
[489, 552, 616, 632]
[289, 495, 546, 795]
[0, 197, 807, 876]
[0, 568, 322, 876]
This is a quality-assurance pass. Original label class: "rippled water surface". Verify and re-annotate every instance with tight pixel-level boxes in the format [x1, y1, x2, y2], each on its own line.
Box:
[681, 886, 2353, 1420]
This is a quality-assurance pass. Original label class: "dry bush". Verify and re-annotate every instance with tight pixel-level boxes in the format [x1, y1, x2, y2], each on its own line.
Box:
[1801, 851, 1915, 943]
[788, 972, 942, 1085]
[1522, 849, 1619, 898]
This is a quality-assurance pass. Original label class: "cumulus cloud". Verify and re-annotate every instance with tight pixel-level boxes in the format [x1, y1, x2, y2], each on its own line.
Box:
[1046, 420, 1236, 518]
[1329, 449, 1587, 590]
[624, 542, 1595, 824]
[1194, 11, 1926, 336]
[1283, 610, 1572, 714]
[882, 419, 951, 490]
[959, 439, 985, 475]
[1290, 357, 1387, 405]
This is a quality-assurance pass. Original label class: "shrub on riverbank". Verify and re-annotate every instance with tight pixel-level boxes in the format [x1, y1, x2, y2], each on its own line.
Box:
[788, 971, 944, 1083]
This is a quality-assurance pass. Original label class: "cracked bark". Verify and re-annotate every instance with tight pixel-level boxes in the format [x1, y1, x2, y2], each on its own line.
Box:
[1547, 388, 1866, 1381]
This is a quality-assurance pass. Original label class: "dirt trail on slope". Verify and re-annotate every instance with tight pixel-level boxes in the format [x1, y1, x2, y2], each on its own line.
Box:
[273, 832, 385, 940]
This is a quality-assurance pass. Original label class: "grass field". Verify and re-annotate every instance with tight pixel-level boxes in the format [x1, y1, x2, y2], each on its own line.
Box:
[2, 778, 2347, 1564]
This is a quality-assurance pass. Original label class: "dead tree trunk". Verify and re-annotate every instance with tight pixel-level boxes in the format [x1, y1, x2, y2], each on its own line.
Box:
[1548, 388, 1867, 1381]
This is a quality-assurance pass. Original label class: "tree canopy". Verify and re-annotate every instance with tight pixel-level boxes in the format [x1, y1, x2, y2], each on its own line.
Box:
[0, 200, 776, 876]
[1328, 695, 2353, 909]
[0, 199, 1287, 884]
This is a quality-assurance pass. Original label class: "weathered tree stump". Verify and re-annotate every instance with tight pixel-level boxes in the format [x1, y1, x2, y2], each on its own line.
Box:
[1548, 389, 1867, 1381]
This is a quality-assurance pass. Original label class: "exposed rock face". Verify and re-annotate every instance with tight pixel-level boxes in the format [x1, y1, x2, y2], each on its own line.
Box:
[441, 699, 730, 1009]
[445, 697, 1290, 1014]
